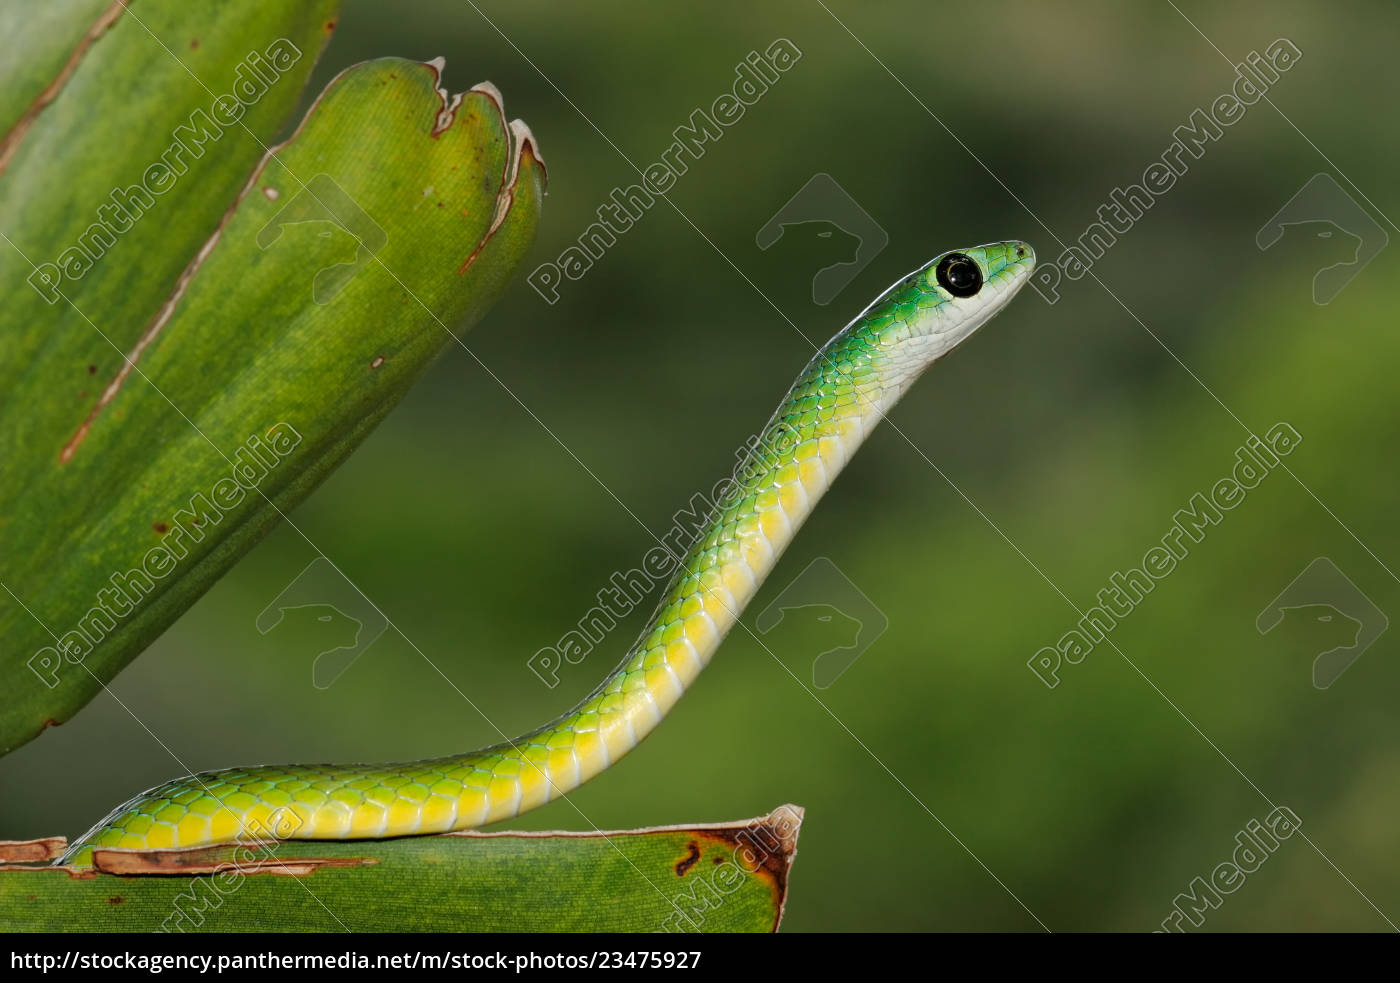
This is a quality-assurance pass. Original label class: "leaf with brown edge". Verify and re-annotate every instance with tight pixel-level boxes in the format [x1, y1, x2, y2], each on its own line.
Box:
[0, 837, 67, 864]
[0, 807, 803, 933]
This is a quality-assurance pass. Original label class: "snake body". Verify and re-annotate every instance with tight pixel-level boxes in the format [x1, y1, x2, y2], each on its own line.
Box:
[61, 241, 1035, 866]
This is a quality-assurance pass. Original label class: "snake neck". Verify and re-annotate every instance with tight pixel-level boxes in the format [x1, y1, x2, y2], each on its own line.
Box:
[480, 321, 917, 818]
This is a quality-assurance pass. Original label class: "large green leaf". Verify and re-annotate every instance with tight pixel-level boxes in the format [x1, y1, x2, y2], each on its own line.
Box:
[0, 1, 546, 753]
[0, 807, 802, 932]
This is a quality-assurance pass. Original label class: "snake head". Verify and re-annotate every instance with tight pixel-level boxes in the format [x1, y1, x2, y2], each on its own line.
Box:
[839, 240, 1036, 380]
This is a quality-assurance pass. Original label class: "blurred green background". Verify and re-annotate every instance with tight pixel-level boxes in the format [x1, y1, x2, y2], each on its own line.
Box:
[4, 0, 1399, 931]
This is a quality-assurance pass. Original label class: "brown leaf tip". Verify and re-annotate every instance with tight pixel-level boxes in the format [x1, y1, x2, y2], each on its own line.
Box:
[0, 837, 69, 863]
[509, 118, 547, 188]
[92, 844, 376, 877]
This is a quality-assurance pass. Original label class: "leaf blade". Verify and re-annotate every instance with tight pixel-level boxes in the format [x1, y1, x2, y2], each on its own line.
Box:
[0, 807, 803, 933]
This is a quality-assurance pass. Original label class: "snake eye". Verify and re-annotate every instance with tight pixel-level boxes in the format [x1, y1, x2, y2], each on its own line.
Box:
[935, 253, 983, 298]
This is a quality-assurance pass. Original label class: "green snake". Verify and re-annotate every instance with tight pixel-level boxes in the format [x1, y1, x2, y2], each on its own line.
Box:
[60, 241, 1035, 867]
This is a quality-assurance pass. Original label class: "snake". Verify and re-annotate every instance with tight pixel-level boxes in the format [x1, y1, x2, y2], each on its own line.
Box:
[59, 241, 1035, 867]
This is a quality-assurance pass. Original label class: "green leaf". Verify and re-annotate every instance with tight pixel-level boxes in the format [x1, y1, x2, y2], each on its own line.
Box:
[0, 806, 802, 933]
[0, 0, 120, 141]
[0, 1, 546, 753]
